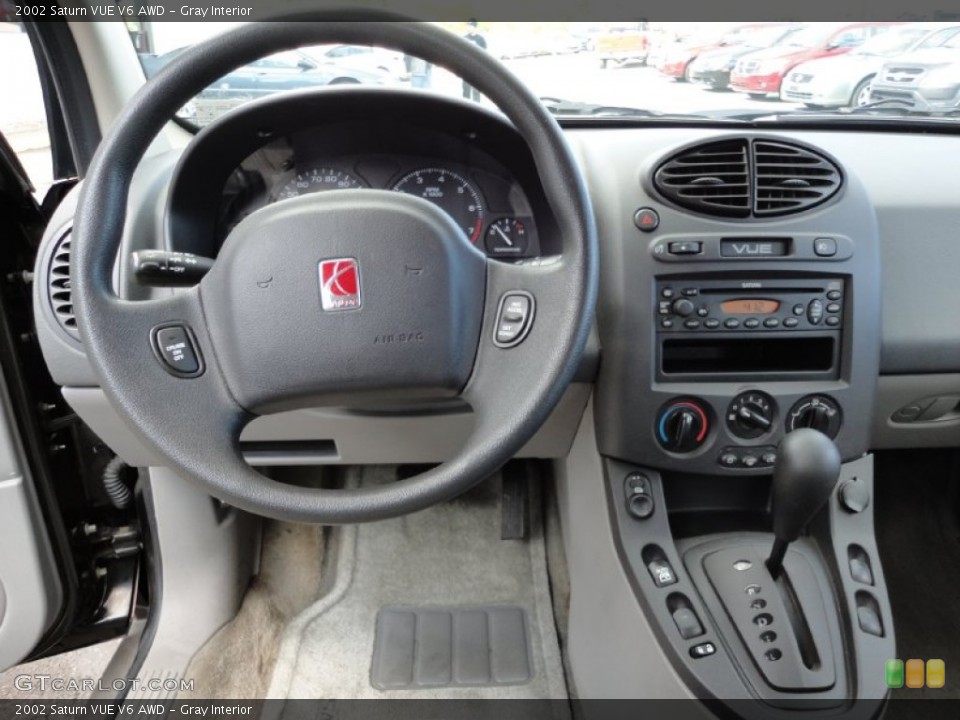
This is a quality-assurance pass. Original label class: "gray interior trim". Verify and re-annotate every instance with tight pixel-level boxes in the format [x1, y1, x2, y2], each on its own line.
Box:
[554, 397, 696, 699]
[97, 468, 258, 700]
[61, 383, 591, 467]
[871, 374, 960, 448]
[0, 359, 62, 672]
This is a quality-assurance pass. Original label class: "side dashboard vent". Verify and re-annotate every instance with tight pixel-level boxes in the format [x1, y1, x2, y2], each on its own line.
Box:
[47, 230, 80, 341]
[653, 139, 751, 218]
[653, 138, 842, 219]
[753, 140, 842, 216]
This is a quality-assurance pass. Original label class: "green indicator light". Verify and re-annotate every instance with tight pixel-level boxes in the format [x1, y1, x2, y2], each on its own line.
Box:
[886, 659, 904, 688]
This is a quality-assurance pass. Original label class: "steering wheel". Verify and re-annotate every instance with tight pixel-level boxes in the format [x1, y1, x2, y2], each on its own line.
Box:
[72, 18, 598, 524]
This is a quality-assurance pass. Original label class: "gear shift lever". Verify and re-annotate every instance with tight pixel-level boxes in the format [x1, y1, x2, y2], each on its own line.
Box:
[767, 428, 841, 579]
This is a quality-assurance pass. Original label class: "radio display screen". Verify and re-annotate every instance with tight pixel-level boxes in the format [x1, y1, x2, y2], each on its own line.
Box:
[721, 299, 781, 315]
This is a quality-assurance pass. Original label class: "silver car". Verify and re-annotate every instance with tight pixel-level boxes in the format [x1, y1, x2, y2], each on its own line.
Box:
[870, 35, 960, 111]
[781, 23, 960, 108]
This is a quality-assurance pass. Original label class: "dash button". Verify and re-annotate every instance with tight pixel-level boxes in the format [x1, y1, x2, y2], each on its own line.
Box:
[153, 324, 201, 376]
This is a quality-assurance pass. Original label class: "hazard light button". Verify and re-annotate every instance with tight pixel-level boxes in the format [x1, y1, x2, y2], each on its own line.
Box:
[633, 207, 660, 232]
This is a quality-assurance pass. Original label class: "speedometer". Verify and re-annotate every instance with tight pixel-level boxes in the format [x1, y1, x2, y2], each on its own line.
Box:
[275, 167, 363, 201]
[392, 168, 485, 244]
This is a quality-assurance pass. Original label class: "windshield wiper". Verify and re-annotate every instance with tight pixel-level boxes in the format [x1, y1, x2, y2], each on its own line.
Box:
[539, 97, 747, 122]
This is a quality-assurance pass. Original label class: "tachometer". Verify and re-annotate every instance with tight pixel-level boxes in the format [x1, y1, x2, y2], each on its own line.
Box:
[392, 168, 484, 244]
[275, 167, 363, 201]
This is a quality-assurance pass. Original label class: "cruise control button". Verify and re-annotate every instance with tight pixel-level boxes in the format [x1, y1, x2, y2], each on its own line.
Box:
[494, 293, 534, 347]
[153, 325, 200, 375]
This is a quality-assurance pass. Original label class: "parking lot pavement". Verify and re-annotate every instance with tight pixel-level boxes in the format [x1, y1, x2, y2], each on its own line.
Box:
[500, 53, 804, 116]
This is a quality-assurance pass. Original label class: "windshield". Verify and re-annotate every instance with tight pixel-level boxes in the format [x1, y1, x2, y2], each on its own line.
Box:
[131, 21, 960, 127]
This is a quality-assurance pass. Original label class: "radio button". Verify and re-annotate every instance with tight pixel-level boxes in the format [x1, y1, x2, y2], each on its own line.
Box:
[827, 303, 841, 313]
[742, 455, 759, 468]
[763, 318, 780, 328]
[682, 288, 699, 297]
[704, 319, 720, 329]
[661, 319, 674, 329]
[697, 306, 709, 317]
[661, 287, 675, 299]
[684, 319, 701, 330]
[808, 299, 824, 325]
[724, 318, 741, 329]
[744, 318, 760, 329]
[827, 290, 842, 301]
[792, 304, 805, 316]
[826, 316, 840, 327]
[659, 301, 672, 316]
[761, 452, 778, 466]
[783, 317, 800, 328]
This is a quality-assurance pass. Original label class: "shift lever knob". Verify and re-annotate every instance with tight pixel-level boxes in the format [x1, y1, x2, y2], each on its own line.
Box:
[767, 428, 841, 578]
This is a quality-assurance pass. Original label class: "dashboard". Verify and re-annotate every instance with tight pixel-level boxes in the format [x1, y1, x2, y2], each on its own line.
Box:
[32, 90, 960, 469]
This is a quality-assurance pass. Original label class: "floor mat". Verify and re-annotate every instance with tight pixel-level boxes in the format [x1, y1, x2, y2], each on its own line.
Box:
[266, 467, 567, 705]
[874, 449, 960, 710]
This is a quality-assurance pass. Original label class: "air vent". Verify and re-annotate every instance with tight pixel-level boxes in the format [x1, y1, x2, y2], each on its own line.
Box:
[653, 139, 751, 218]
[753, 140, 842, 217]
[653, 138, 842, 219]
[47, 230, 79, 341]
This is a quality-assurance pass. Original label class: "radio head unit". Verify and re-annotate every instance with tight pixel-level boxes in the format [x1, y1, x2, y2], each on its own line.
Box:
[656, 278, 844, 334]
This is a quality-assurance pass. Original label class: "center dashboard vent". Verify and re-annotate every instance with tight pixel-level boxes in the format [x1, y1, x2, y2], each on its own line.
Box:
[653, 138, 842, 219]
[46, 229, 80, 342]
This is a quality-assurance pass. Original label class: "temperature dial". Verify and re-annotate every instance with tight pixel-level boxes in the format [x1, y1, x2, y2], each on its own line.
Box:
[727, 391, 776, 440]
[657, 399, 710, 453]
[786, 395, 842, 439]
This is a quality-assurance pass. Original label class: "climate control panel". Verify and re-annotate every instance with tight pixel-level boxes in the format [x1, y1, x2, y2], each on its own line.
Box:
[653, 393, 843, 469]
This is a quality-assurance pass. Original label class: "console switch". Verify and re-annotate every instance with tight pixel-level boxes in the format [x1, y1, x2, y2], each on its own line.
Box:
[672, 607, 705, 640]
[647, 559, 678, 587]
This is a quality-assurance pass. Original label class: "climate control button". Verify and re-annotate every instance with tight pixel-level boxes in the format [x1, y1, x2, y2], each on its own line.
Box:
[657, 399, 710, 453]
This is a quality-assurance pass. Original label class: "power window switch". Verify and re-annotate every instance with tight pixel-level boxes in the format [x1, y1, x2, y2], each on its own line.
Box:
[672, 607, 705, 640]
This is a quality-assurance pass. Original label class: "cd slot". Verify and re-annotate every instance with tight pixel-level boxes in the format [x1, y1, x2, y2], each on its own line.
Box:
[662, 337, 836, 376]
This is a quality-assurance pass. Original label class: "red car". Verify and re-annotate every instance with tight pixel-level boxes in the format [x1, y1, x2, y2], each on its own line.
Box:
[730, 22, 903, 98]
[658, 23, 790, 81]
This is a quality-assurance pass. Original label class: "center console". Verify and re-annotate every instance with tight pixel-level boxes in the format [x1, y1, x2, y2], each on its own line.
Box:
[588, 133, 893, 714]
